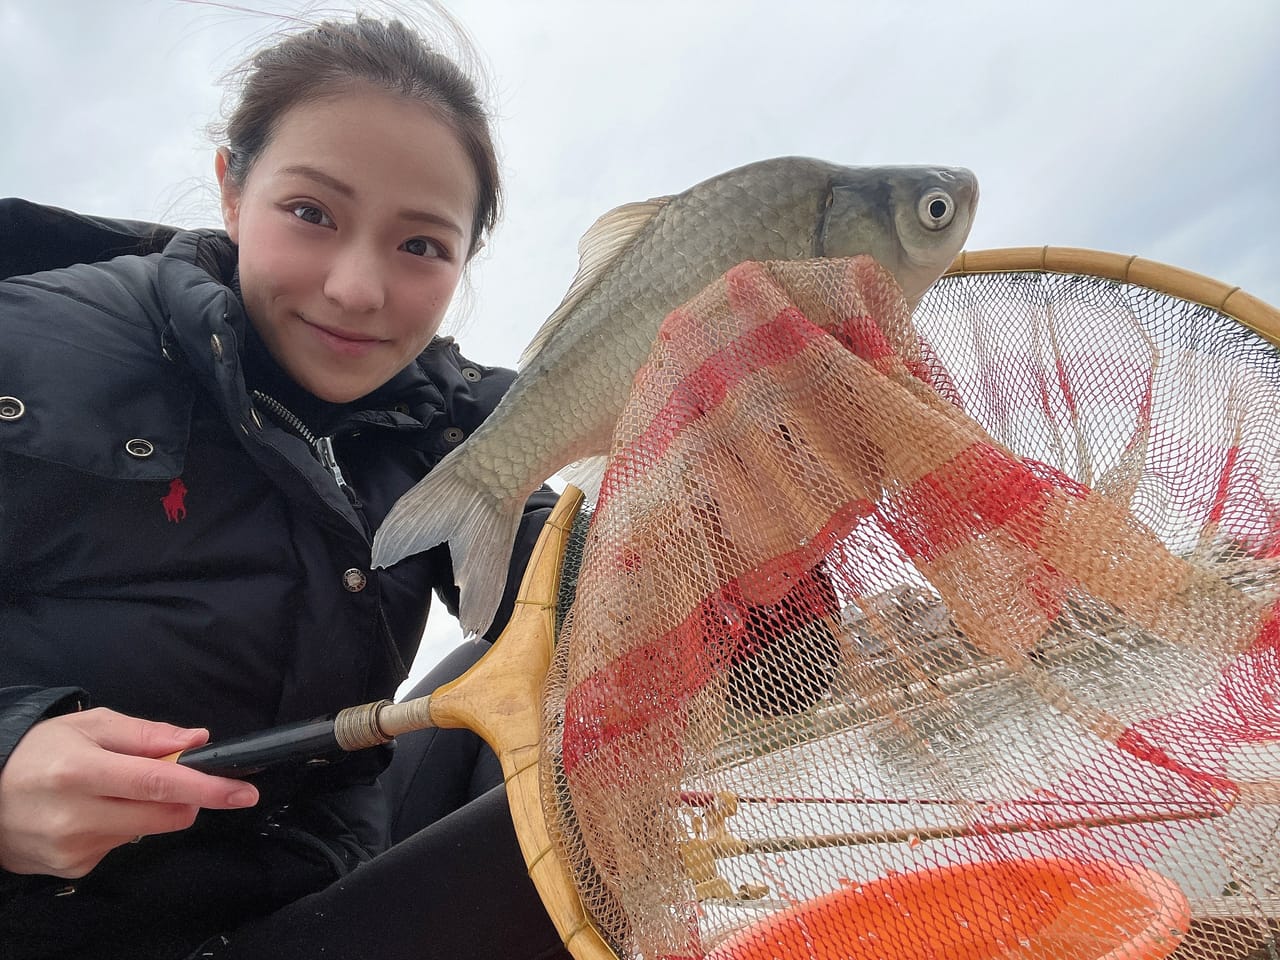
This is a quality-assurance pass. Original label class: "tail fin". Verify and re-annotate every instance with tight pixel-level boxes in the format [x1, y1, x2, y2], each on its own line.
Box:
[371, 461, 524, 638]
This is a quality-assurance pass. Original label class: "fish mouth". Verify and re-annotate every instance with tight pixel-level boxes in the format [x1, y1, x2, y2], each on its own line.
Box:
[950, 168, 980, 211]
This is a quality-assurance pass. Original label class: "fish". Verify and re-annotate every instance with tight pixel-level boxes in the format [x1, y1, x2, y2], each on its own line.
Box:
[372, 157, 979, 636]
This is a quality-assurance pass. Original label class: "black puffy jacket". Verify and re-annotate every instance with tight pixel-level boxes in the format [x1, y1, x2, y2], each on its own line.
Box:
[0, 199, 557, 956]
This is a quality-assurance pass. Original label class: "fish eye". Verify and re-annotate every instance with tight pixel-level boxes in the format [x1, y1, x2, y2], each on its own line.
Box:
[917, 190, 955, 230]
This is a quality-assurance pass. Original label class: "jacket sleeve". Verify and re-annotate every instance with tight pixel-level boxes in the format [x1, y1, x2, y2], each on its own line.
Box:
[0, 198, 177, 280]
[0, 687, 88, 888]
[0, 685, 87, 772]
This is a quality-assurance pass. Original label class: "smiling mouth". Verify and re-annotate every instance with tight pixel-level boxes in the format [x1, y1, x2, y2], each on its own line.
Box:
[305, 318, 382, 342]
[301, 315, 388, 340]
[302, 316, 387, 354]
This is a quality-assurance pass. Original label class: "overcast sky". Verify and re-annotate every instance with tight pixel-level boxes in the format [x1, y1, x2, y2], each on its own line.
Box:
[3, 0, 1278, 680]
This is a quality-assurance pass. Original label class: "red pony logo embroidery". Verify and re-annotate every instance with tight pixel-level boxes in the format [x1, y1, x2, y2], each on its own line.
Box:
[162, 478, 188, 523]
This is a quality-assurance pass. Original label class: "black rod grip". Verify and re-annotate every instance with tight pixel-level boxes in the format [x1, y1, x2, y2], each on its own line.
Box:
[175, 717, 342, 778]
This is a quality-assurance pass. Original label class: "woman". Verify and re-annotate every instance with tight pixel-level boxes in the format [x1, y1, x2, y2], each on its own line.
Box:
[0, 13, 566, 960]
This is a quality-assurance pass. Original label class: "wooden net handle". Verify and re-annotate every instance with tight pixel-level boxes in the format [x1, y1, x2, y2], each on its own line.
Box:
[426, 485, 615, 960]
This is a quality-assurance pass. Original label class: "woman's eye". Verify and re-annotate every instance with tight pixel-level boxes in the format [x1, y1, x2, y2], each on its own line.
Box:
[290, 204, 332, 227]
[402, 237, 445, 259]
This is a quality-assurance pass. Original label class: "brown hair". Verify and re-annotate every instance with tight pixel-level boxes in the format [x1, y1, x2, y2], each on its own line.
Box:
[218, 14, 499, 258]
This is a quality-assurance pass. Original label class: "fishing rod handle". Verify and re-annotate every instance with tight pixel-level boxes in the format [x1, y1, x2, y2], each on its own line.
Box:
[174, 716, 345, 778]
[172, 701, 388, 777]
[172, 698, 434, 778]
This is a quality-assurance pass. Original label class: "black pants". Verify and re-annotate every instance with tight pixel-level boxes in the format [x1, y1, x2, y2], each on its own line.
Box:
[201, 642, 573, 960]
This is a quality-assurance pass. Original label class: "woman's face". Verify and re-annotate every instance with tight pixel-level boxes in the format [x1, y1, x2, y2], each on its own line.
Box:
[217, 86, 477, 403]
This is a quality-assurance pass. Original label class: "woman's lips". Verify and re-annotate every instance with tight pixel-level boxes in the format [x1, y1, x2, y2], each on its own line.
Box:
[303, 317, 385, 357]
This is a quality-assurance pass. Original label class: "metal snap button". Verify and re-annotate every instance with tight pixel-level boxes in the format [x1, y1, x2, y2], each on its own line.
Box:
[461, 366, 481, 382]
[125, 438, 155, 458]
[443, 427, 465, 444]
[0, 397, 24, 421]
[342, 568, 368, 593]
[210, 333, 224, 361]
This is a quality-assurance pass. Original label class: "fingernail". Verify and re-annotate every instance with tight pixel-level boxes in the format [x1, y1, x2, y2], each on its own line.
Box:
[228, 788, 258, 807]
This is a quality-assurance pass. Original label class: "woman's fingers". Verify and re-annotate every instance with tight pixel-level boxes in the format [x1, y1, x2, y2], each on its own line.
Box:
[34, 708, 258, 809]
[81, 751, 259, 809]
[0, 707, 259, 877]
[5, 798, 203, 878]
[63, 706, 210, 757]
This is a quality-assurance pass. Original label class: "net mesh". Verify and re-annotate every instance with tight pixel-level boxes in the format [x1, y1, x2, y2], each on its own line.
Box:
[540, 255, 1280, 960]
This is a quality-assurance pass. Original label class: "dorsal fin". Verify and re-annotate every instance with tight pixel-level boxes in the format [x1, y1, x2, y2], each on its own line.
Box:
[518, 196, 672, 369]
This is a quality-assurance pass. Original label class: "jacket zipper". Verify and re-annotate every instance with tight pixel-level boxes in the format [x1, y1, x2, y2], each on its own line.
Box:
[251, 390, 358, 507]
[253, 390, 407, 680]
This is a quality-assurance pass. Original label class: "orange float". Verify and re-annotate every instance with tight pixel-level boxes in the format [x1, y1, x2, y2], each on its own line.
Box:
[705, 856, 1191, 960]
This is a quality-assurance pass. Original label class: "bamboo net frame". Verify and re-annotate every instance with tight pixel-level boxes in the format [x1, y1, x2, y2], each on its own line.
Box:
[943, 247, 1280, 349]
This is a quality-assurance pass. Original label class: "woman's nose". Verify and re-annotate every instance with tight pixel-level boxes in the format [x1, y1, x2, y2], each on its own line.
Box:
[323, 245, 386, 313]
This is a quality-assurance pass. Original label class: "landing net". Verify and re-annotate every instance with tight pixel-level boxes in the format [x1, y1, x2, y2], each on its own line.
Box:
[540, 253, 1280, 960]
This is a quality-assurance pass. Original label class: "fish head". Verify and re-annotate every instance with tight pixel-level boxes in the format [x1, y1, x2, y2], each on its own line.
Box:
[816, 165, 978, 305]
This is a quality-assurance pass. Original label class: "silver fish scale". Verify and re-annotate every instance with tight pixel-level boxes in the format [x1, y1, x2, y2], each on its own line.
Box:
[461, 160, 848, 497]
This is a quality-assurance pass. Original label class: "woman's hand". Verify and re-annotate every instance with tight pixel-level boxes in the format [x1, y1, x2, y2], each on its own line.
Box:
[0, 707, 260, 877]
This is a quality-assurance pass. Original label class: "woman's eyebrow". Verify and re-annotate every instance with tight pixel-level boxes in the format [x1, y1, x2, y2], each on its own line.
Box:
[279, 163, 465, 237]
[398, 210, 464, 237]
[280, 164, 354, 197]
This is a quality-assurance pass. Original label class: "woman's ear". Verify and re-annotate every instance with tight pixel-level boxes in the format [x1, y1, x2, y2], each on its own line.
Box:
[215, 148, 242, 243]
